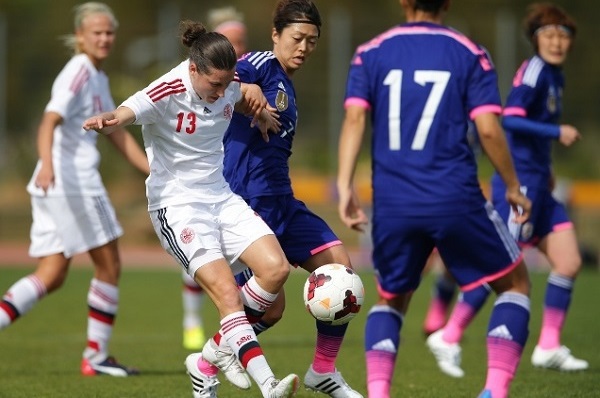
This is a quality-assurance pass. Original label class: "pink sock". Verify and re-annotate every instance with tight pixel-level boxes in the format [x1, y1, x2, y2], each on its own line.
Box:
[312, 333, 343, 373]
[366, 350, 395, 398]
[537, 307, 564, 349]
[198, 356, 218, 376]
[442, 301, 475, 344]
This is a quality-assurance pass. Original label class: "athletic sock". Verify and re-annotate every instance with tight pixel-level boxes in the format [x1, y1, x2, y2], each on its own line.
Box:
[182, 270, 204, 330]
[0, 275, 46, 329]
[443, 283, 491, 343]
[365, 305, 403, 398]
[312, 321, 348, 373]
[538, 273, 573, 349]
[483, 292, 530, 398]
[83, 278, 119, 362]
[240, 276, 277, 324]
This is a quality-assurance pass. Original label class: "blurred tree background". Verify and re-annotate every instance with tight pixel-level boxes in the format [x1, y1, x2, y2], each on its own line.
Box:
[0, 0, 598, 250]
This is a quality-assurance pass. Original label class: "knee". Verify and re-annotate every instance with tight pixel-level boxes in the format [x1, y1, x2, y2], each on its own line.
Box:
[259, 253, 290, 286]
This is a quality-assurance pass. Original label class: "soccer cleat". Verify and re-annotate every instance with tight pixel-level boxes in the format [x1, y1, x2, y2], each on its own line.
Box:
[477, 389, 493, 398]
[81, 356, 139, 377]
[531, 345, 589, 371]
[426, 329, 464, 378]
[265, 374, 300, 398]
[304, 365, 363, 397]
[185, 353, 220, 398]
[202, 338, 251, 389]
[184, 326, 207, 350]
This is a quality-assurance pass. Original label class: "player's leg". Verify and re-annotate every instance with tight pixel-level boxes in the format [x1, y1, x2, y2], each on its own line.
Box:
[533, 224, 588, 371]
[82, 239, 138, 377]
[300, 245, 363, 398]
[365, 215, 432, 398]
[182, 269, 206, 350]
[423, 260, 457, 336]
[0, 253, 68, 328]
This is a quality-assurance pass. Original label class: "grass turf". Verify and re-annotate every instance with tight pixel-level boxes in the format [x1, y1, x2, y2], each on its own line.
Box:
[0, 265, 598, 397]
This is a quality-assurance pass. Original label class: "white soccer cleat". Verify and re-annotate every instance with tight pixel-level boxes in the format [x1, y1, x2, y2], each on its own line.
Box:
[202, 338, 252, 389]
[531, 345, 589, 371]
[185, 353, 220, 398]
[304, 365, 363, 397]
[265, 374, 300, 398]
[426, 329, 465, 378]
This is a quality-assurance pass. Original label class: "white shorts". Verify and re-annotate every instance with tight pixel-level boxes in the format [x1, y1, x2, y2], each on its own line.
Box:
[149, 193, 273, 278]
[29, 195, 123, 258]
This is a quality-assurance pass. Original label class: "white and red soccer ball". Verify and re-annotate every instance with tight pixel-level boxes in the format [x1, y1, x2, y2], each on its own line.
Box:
[303, 263, 365, 325]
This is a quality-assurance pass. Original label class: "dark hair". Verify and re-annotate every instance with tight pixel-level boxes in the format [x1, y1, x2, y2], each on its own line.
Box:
[524, 2, 577, 45]
[413, 0, 447, 13]
[179, 20, 236, 74]
[273, 0, 322, 38]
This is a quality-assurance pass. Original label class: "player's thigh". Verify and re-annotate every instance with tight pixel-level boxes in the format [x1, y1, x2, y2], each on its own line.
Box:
[372, 215, 434, 295]
[437, 203, 521, 289]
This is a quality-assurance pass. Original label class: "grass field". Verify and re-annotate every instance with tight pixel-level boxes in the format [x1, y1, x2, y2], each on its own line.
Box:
[0, 265, 598, 398]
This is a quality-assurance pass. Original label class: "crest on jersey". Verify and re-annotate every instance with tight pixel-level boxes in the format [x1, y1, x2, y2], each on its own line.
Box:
[275, 90, 288, 111]
[546, 87, 557, 113]
[223, 103, 233, 120]
[180, 228, 195, 244]
[520, 222, 534, 241]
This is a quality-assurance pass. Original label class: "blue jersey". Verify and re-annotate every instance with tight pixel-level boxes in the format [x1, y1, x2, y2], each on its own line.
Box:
[223, 51, 297, 199]
[493, 55, 564, 189]
[344, 22, 502, 216]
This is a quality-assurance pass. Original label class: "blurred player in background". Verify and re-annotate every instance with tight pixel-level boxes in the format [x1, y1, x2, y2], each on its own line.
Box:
[0, 2, 148, 376]
[192, 1, 362, 396]
[427, 2, 587, 377]
[180, 5, 248, 353]
[84, 20, 300, 398]
[337, 1, 533, 397]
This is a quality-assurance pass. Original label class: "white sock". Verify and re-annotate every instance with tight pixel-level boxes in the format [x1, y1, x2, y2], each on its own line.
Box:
[0, 275, 46, 329]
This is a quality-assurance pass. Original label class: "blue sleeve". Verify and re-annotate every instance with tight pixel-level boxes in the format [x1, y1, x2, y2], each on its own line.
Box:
[501, 115, 560, 139]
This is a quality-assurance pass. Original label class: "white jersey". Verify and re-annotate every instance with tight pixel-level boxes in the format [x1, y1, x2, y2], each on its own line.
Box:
[27, 54, 114, 197]
[121, 60, 242, 210]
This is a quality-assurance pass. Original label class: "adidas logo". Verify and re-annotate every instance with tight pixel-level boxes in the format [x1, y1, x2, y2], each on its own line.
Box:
[372, 338, 397, 353]
[203, 107, 211, 114]
[488, 324, 513, 340]
[278, 81, 286, 91]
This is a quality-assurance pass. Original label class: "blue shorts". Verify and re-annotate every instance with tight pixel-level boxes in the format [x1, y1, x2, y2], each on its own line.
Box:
[235, 194, 341, 286]
[372, 201, 522, 295]
[492, 186, 571, 246]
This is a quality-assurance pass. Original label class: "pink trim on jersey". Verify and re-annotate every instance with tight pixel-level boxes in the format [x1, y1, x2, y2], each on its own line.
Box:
[470, 104, 502, 119]
[356, 25, 492, 71]
[512, 60, 529, 86]
[147, 78, 186, 102]
[344, 97, 371, 110]
[309, 240, 343, 256]
[70, 65, 90, 94]
[503, 107, 527, 117]
[553, 221, 574, 232]
[460, 253, 523, 292]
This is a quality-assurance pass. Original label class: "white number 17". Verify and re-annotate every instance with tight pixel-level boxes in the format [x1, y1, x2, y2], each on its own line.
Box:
[383, 69, 450, 150]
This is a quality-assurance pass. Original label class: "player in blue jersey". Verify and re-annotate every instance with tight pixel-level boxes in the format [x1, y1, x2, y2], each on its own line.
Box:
[196, 1, 363, 397]
[428, 2, 588, 378]
[491, 3, 587, 371]
[337, 1, 532, 397]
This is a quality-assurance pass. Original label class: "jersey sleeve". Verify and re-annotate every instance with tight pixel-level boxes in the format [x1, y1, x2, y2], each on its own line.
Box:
[502, 61, 540, 118]
[120, 86, 164, 125]
[343, 50, 372, 110]
[235, 55, 261, 84]
[466, 47, 502, 119]
[45, 59, 86, 118]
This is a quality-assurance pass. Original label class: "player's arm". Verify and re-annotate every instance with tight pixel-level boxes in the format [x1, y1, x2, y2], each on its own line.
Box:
[337, 104, 369, 232]
[34, 111, 62, 194]
[105, 128, 150, 175]
[236, 83, 280, 140]
[475, 112, 531, 223]
[82, 106, 136, 135]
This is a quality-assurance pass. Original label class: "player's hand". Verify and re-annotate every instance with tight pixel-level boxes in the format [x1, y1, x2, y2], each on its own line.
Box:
[253, 105, 281, 142]
[82, 114, 119, 131]
[338, 187, 369, 232]
[505, 188, 531, 224]
[34, 163, 54, 194]
[242, 84, 268, 121]
[558, 124, 581, 147]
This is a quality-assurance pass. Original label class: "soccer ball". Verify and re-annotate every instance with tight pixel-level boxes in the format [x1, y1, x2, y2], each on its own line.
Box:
[303, 263, 365, 325]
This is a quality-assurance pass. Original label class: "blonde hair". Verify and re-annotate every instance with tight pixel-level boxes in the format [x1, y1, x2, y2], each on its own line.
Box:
[62, 2, 119, 54]
[207, 6, 244, 32]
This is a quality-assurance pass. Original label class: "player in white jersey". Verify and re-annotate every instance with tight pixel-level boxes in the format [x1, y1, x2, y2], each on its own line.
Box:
[83, 20, 299, 398]
[179, 6, 249, 352]
[0, 3, 148, 377]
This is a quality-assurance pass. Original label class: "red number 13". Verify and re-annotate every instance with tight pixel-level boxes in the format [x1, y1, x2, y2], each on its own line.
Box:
[176, 112, 197, 134]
